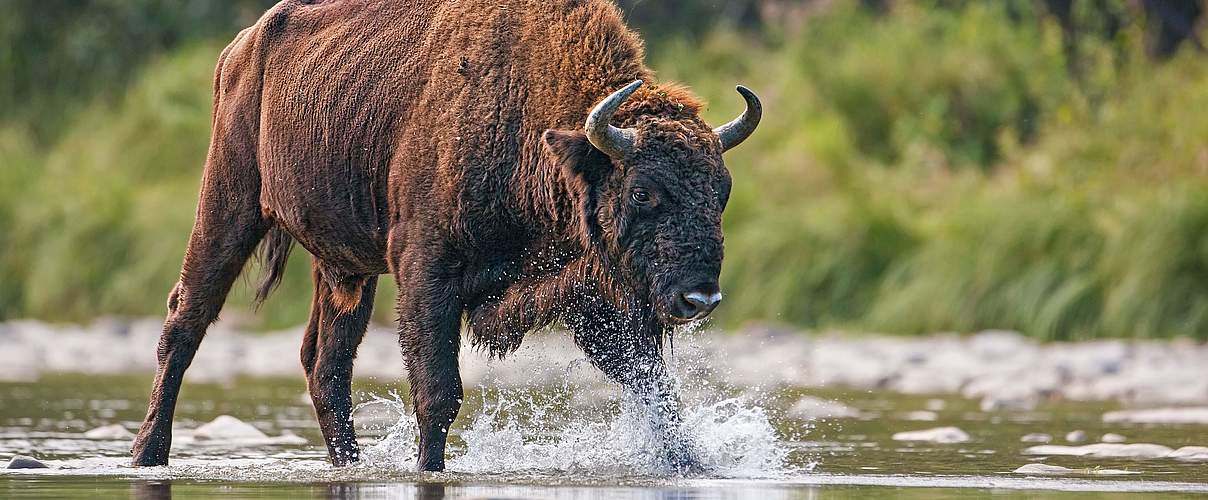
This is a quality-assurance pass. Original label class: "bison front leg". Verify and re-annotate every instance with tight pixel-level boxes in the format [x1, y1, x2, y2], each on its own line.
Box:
[396, 254, 464, 472]
[568, 309, 702, 473]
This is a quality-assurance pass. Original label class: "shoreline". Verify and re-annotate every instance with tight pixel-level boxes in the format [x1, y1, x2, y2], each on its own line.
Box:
[2, 318, 1206, 407]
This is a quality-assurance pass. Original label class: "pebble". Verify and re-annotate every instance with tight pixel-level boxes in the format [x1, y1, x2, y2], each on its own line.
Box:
[892, 426, 971, 443]
[272, 430, 307, 445]
[1013, 463, 1138, 476]
[970, 330, 1030, 358]
[193, 415, 268, 441]
[1102, 407, 1208, 425]
[1100, 433, 1126, 443]
[1020, 433, 1052, 443]
[899, 411, 938, 422]
[1169, 446, 1208, 461]
[83, 424, 135, 440]
[1023, 443, 1175, 459]
[1065, 430, 1088, 443]
[184, 416, 305, 445]
[980, 393, 1038, 412]
[892, 368, 964, 394]
[6, 455, 48, 469]
[787, 396, 860, 420]
[1012, 463, 1072, 475]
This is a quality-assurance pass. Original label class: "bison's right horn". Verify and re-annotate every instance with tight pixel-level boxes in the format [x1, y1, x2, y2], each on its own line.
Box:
[585, 80, 642, 159]
[715, 85, 763, 152]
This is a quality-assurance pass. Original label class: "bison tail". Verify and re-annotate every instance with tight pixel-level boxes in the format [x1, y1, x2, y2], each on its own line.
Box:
[254, 225, 294, 308]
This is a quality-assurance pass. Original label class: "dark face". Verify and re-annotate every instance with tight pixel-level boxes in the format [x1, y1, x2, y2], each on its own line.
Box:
[545, 120, 731, 324]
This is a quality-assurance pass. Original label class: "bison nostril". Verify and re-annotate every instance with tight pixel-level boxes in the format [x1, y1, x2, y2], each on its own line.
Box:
[683, 291, 722, 307]
[680, 290, 723, 319]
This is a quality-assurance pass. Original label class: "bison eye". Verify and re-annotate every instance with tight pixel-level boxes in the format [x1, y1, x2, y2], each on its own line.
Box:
[630, 188, 652, 206]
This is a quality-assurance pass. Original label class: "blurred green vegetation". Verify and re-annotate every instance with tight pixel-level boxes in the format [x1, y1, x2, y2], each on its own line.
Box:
[0, 0, 273, 145]
[2, 1, 1207, 339]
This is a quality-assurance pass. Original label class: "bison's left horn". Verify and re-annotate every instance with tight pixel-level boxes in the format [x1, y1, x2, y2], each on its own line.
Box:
[585, 80, 642, 159]
[715, 85, 763, 152]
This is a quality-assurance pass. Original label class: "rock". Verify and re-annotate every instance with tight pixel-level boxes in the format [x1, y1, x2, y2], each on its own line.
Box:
[1090, 468, 1143, 476]
[891, 368, 965, 394]
[1013, 463, 1071, 475]
[1102, 407, 1208, 425]
[1169, 446, 1208, 461]
[899, 410, 938, 422]
[192, 415, 268, 441]
[1022, 443, 1175, 459]
[787, 396, 860, 419]
[962, 372, 1050, 411]
[83, 424, 134, 440]
[183, 416, 305, 445]
[1122, 379, 1208, 406]
[969, 330, 1029, 358]
[270, 430, 308, 446]
[892, 426, 971, 443]
[6, 455, 48, 469]
[1065, 430, 1088, 443]
[980, 393, 1038, 412]
[1020, 433, 1052, 443]
[1100, 433, 1126, 443]
[1013, 463, 1139, 476]
[924, 399, 947, 411]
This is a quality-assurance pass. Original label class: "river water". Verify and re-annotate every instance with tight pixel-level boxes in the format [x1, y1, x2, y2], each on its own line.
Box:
[3, 374, 1208, 498]
[2, 326, 1208, 498]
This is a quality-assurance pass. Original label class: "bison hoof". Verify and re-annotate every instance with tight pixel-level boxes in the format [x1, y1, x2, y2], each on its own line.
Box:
[131, 432, 170, 467]
[329, 454, 360, 468]
[664, 443, 705, 475]
[131, 447, 169, 467]
[416, 456, 446, 472]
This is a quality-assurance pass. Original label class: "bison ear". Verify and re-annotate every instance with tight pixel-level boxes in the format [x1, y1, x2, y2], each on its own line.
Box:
[542, 129, 612, 183]
[544, 129, 612, 250]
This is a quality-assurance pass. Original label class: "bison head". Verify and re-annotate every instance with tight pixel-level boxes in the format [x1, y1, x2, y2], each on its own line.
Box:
[543, 81, 761, 325]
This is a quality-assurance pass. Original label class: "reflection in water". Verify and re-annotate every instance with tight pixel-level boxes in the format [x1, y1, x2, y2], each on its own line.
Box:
[412, 482, 446, 500]
[7, 474, 1208, 498]
[320, 482, 801, 500]
[131, 480, 171, 500]
[120, 479, 804, 500]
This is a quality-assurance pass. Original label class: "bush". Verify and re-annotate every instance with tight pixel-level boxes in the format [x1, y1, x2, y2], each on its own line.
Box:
[1, 45, 311, 328]
[654, 2, 1208, 338]
[4, 2, 1208, 339]
[0, 0, 273, 144]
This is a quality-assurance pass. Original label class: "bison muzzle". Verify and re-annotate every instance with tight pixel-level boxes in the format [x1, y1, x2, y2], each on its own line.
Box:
[131, 0, 761, 473]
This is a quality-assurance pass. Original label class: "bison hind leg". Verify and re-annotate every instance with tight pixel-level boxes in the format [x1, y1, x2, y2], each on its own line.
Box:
[133, 186, 270, 467]
[302, 261, 376, 466]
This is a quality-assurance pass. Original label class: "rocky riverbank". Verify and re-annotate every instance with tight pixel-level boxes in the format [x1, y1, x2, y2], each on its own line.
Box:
[2, 319, 1207, 410]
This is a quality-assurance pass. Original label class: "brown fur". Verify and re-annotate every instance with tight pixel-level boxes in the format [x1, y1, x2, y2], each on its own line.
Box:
[133, 0, 743, 472]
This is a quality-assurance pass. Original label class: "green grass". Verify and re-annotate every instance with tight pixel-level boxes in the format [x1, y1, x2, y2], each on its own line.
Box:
[2, 3, 1207, 338]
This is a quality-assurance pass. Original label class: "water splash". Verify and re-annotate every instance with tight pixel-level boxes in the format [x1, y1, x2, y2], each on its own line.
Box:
[359, 386, 787, 477]
[357, 392, 417, 468]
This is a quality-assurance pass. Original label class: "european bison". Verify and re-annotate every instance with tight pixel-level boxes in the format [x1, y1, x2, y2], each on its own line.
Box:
[132, 0, 761, 472]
